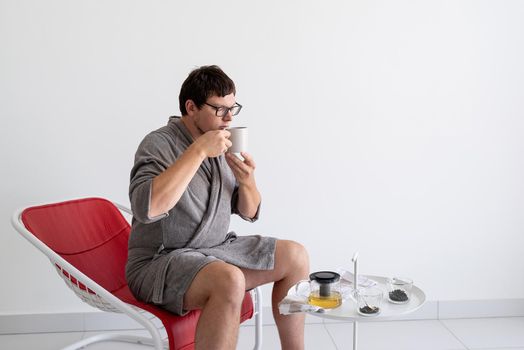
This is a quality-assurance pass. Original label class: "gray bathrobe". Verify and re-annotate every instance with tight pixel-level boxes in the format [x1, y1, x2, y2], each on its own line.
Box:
[125, 117, 276, 315]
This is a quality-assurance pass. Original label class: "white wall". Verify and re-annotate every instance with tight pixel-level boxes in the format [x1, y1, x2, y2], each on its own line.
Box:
[1, 0, 523, 315]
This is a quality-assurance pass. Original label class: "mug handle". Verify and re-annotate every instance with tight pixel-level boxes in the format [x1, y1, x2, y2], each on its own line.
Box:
[294, 279, 311, 297]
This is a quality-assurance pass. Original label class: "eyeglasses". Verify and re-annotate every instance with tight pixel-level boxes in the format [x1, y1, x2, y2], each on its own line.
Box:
[204, 102, 242, 117]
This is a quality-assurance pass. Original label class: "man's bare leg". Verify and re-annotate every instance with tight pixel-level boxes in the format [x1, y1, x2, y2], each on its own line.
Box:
[184, 261, 246, 350]
[242, 240, 310, 350]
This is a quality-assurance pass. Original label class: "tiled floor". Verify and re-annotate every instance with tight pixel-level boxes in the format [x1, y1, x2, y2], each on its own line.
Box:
[1, 317, 524, 349]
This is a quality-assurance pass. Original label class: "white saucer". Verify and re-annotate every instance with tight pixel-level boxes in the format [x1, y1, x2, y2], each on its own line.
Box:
[388, 297, 409, 304]
[357, 308, 381, 317]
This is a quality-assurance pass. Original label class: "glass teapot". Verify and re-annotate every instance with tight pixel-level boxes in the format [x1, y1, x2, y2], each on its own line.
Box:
[295, 271, 342, 309]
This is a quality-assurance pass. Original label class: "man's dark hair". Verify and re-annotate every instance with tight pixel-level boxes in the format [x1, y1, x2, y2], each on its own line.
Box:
[179, 65, 236, 115]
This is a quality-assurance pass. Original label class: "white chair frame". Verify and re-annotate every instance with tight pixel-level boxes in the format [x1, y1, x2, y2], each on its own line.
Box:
[12, 201, 263, 350]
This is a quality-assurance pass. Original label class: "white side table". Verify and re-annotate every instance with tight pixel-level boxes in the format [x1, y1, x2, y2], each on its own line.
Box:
[305, 275, 426, 350]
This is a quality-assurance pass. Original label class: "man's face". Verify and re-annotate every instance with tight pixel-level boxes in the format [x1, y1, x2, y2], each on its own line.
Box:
[188, 93, 236, 135]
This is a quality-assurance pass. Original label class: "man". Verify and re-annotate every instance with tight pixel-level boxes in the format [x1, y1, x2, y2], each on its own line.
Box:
[126, 65, 309, 350]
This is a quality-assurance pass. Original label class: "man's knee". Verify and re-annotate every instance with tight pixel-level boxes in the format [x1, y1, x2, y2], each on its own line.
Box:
[279, 240, 309, 271]
[208, 263, 246, 304]
[184, 262, 246, 310]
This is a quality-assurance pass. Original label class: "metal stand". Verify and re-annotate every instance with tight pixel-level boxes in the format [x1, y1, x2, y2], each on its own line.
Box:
[352, 252, 359, 350]
[353, 321, 358, 350]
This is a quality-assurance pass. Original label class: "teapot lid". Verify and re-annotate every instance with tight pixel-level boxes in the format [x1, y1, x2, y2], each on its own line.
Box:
[309, 271, 340, 284]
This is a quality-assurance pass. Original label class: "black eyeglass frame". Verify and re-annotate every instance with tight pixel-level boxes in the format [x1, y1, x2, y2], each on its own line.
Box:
[203, 102, 243, 117]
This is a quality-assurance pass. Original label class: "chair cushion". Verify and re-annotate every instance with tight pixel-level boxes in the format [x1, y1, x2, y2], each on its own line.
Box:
[21, 198, 130, 293]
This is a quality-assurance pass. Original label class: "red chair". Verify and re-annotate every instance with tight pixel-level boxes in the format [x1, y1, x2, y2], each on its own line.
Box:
[11, 197, 262, 350]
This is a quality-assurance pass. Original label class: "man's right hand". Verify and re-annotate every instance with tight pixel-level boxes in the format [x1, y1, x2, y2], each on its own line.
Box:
[193, 130, 232, 158]
[150, 129, 231, 217]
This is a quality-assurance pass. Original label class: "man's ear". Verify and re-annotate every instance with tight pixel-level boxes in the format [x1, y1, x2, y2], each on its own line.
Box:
[185, 100, 197, 115]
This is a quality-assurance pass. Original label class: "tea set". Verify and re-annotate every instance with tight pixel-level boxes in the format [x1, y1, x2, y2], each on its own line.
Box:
[294, 252, 414, 316]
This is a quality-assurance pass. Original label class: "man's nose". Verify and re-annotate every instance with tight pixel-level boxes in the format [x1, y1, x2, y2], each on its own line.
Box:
[222, 110, 233, 121]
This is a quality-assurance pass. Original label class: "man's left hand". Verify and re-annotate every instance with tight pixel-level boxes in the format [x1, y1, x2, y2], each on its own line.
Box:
[225, 152, 256, 186]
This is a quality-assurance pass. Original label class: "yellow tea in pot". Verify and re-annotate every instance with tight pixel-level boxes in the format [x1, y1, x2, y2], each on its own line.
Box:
[308, 291, 342, 309]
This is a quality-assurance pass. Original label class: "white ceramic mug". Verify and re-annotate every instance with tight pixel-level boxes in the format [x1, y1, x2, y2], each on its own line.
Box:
[227, 127, 248, 153]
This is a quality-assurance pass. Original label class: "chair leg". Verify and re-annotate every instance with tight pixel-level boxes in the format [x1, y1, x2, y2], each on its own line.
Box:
[60, 333, 167, 350]
[253, 287, 263, 350]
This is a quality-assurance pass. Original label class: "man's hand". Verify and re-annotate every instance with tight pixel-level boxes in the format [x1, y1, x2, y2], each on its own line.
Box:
[225, 152, 256, 186]
[193, 130, 232, 158]
[225, 152, 260, 218]
[149, 130, 231, 217]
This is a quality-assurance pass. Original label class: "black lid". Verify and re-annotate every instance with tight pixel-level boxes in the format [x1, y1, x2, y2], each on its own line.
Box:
[309, 271, 340, 284]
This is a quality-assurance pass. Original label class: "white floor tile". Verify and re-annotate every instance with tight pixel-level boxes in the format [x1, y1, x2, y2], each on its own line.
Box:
[325, 320, 467, 350]
[3, 317, 523, 350]
[441, 317, 524, 349]
[473, 348, 524, 350]
[0, 332, 84, 350]
[238, 323, 337, 350]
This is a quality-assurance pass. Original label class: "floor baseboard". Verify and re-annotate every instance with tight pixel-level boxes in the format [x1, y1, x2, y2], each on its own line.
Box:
[1, 299, 523, 335]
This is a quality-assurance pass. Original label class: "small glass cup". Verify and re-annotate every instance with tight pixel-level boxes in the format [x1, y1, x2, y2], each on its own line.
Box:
[357, 287, 383, 316]
[387, 277, 413, 304]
